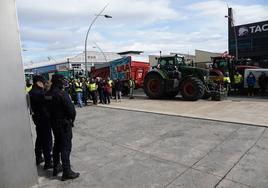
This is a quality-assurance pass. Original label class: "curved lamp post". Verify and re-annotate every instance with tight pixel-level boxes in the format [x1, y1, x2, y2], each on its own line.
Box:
[84, 4, 112, 77]
[93, 41, 107, 63]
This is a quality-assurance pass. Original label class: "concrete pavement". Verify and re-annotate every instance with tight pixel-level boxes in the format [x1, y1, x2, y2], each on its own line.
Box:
[99, 96, 268, 127]
[34, 106, 268, 188]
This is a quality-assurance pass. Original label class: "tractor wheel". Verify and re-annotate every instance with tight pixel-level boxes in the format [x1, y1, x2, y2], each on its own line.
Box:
[201, 92, 211, 99]
[180, 77, 205, 101]
[143, 73, 165, 99]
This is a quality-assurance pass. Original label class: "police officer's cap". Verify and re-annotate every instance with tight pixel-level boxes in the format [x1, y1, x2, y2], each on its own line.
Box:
[33, 75, 46, 84]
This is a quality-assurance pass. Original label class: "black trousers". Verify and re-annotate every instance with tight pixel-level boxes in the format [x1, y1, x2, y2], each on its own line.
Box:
[90, 91, 97, 104]
[248, 86, 254, 95]
[52, 121, 73, 170]
[34, 119, 52, 163]
[103, 91, 110, 104]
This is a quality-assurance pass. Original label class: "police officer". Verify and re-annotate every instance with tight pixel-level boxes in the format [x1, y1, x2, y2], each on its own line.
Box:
[29, 75, 52, 169]
[45, 74, 80, 181]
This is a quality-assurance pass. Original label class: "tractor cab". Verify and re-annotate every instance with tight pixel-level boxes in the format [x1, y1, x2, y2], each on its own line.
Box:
[157, 55, 185, 69]
[156, 55, 184, 79]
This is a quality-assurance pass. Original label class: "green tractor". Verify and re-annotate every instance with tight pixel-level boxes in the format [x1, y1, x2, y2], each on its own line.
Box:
[143, 54, 211, 101]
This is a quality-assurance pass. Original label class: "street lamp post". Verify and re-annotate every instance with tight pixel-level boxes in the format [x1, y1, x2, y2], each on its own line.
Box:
[225, 9, 238, 60]
[84, 4, 112, 77]
[93, 41, 108, 62]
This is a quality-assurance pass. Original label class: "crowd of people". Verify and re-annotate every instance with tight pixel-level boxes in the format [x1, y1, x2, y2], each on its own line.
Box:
[64, 77, 128, 107]
[223, 71, 268, 97]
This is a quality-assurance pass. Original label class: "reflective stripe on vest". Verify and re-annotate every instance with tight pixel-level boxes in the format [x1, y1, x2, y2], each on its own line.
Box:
[88, 83, 96, 91]
[75, 82, 83, 92]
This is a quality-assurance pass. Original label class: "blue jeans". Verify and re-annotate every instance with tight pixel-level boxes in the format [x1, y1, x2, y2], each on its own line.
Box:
[76, 92, 83, 107]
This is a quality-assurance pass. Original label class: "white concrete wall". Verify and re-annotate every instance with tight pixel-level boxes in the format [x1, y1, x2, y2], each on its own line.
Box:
[0, 1, 37, 188]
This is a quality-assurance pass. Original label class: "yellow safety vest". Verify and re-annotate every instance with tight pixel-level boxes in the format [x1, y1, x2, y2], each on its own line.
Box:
[108, 80, 113, 87]
[75, 82, 83, 92]
[88, 83, 96, 91]
[234, 74, 242, 84]
[224, 77, 231, 83]
[129, 80, 135, 88]
[26, 85, 32, 93]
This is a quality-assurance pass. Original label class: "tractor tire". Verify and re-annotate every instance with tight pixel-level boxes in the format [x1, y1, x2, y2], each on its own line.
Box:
[143, 73, 165, 99]
[180, 77, 205, 101]
[201, 92, 211, 99]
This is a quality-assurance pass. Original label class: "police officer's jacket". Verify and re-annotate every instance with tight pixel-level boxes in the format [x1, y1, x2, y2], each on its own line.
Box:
[29, 85, 49, 122]
[45, 86, 76, 122]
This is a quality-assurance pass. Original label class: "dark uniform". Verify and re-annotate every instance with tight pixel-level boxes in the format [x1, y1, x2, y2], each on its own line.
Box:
[29, 75, 52, 169]
[45, 74, 79, 181]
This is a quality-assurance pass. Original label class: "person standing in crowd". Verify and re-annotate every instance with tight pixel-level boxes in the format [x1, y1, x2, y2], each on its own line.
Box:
[45, 74, 80, 181]
[233, 71, 243, 94]
[114, 79, 122, 102]
[70, 78, 77, 104]
[129, 79, 135, 99]
[88, 78, 98, 105]
[81, 77, 88, 106]
[29, 75, 53, 169]
[258, 72, 267, 96]
[103, 80, 111, 104]
[247, 72, 256, 97]
[25, 79, 33, 93]
[107, 77, 113, 99]
[97, 78, 105, 104]
[74, 78, 83, 107]
[223, 72, 231, 95]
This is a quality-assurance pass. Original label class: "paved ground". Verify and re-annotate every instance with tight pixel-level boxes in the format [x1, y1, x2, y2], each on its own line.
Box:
[34, 106, 268, 188]
[100, 95, 268, 127]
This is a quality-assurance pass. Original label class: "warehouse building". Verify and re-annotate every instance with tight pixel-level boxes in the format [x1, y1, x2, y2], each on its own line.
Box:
[24, 51, 121, 79]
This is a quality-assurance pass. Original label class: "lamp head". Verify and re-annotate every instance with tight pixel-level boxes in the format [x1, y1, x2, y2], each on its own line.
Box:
[104, 15, 112, 18]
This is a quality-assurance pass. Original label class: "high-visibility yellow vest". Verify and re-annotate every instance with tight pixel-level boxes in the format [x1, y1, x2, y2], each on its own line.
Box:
[75, 82, 83, 92]
[234, 74, 242, 84]
[26, 85, 32, 93]
[108, 80, 113, 87]
[224, 77, 231, 83]
[129, 80, 135, 88]
[88, 83, 96, 91]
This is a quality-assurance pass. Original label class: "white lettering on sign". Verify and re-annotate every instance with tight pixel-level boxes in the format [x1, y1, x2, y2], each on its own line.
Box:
[263, 24, 268, 31]
[255, 25, 262, 32]
[249, 26, 256, 33]
[239, 23, 268, 36]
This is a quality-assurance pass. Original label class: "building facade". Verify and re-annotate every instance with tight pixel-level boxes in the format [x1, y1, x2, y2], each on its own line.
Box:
[228, 8, 268, 67]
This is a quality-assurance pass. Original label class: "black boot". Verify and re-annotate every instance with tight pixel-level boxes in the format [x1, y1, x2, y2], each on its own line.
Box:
[36, 156, 44, 166]
[61, 168, 80, 181]
[44, 161, 53, 170]
[53, 164, 63, 176]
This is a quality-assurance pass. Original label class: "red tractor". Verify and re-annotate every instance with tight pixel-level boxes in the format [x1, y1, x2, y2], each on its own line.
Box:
[209, 52, 260, 86]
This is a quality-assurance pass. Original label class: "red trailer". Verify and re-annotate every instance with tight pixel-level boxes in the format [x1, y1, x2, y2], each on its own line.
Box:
[91, 56, 150, 95]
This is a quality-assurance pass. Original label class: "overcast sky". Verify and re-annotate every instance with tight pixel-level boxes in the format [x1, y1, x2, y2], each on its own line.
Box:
[16, 0, 268, 64]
